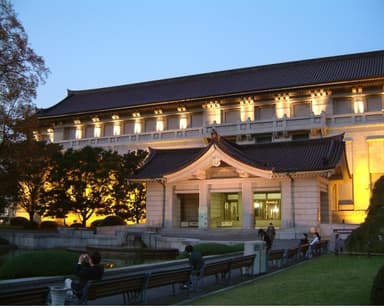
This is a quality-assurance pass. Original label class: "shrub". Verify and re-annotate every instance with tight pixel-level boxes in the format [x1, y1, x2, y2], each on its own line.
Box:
[23, 221, 39, 230]
[40, 221, 58, 230]
[178, 242, 244, 258]
[370, 264, 384, 305]
[0, 250, 79, 279]
[90, 219, 104, 228]
[345, 176, 384, 253]
[10, 217, 29, 227]
[100, 215, 126, 226]
[70, 223, 83, 228]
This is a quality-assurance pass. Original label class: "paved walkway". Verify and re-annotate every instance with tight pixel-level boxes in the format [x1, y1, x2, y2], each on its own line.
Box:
[88, 239, 299, 306]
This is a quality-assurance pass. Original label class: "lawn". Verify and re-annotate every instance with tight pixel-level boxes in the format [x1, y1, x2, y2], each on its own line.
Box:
[189, 255, 384, 305]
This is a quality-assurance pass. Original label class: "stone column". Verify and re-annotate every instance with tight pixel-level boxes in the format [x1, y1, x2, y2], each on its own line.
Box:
[242, 181, 254, 229]
[198, 181, 209, 229]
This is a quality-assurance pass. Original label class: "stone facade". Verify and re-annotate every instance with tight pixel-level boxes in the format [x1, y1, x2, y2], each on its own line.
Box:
[36, 51, 384, 236]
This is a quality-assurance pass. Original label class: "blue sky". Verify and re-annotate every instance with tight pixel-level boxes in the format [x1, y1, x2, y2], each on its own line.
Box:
[11, 0, 384, 109]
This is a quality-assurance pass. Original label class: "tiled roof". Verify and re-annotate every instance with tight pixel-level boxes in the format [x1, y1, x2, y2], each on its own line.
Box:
[38, 50, 384, 118]
[133, 133, 346, 179]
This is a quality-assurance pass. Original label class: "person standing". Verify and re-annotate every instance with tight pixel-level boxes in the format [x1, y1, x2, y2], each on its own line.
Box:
[258, 229, 272, 252]
[266, 222, 276, 246]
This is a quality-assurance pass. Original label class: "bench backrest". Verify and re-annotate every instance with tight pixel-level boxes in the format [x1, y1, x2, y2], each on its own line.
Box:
[147, 268, 192, 289]
[0, 287, 49, 305]
[203, 260, 231, 276]
[87, 273, 148, 300]
[268, 249, 285, 260]
[229, 255, 255, 270]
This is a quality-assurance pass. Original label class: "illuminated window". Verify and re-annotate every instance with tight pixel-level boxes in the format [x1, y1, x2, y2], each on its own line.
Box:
[253, 192, 281, 221]
[353, 99, 364, 114]
[113, 123, 121, 136]
[134, 121, 142, 134]
[75, 126, 82, 139]
[156, 118, 164, 131]
[94, 125, 101, 138]
[180, 117, 187, 129]
[47, 128, 54, 142]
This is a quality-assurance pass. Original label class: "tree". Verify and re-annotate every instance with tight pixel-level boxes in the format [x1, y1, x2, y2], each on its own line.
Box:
[0, 140, 62, 220]
[345, 176, 384, 253]
[43, 146, 116, 227]
[102, 150, 148, 223]
[0, 0, 49, 150]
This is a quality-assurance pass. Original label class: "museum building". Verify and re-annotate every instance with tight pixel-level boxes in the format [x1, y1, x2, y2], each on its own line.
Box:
[36, 50, 384, 236]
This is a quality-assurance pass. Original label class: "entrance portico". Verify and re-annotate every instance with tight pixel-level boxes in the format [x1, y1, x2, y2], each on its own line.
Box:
[134, 131, 349, 233]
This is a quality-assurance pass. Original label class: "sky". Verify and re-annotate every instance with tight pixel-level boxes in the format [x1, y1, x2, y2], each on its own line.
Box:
[10, 0, 384, 109]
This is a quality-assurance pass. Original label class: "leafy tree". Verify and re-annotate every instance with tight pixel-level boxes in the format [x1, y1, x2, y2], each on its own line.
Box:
[0, 0, 49, 150]
[43, 146, 116, 227]
[101, 150, 148, 223]
[345, 176, 384, 253]
[0, 140, 61, 220]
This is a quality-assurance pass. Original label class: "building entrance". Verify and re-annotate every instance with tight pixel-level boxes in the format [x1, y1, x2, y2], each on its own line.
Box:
[209, 192, 242, 228]
[178, 193, 199, 227]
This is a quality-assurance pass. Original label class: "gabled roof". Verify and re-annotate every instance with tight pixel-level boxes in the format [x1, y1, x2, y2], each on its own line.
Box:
[132, 132, 347, 180]
[38, 50, 384, 118]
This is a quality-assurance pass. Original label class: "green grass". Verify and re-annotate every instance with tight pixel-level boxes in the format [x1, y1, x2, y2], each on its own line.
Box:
[0, 250, 78, 279]
[189, 255, 384, 305]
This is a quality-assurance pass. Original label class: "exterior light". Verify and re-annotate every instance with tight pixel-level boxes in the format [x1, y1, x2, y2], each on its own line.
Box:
[112, 114, 119, 120]
[92, 117, 99, 123]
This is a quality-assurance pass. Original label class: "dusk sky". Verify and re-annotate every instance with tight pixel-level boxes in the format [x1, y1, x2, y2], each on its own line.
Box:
[11, 0, 384, 109]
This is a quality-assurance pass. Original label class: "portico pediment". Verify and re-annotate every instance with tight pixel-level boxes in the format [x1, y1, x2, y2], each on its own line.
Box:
[164, 144, 273, 183]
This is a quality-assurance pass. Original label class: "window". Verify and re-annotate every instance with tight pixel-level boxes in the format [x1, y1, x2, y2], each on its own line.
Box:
[255, 105, 275, 120]
[167, 116, 179, 130]
[191, 112, 203, 127]
[123, 121, 135, 134]
[254, 192, 281, 221]
[103, 123, 113, 136]
[366, 95, 382, 112]
[224, 109, 240, 123]
[333, 98, 353, 114]
[63, 127, 76, 140]
[84, 125, 93, 138]
[145, 118, 156, 132]
[292, 102, 311, 117]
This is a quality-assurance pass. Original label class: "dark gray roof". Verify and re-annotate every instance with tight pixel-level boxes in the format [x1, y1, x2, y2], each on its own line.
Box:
[133, 133, 346, 179]
[38, 50, 384, 118]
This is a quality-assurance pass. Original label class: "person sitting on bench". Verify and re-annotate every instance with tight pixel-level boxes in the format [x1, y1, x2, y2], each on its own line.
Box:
[65, 251, 104, 300]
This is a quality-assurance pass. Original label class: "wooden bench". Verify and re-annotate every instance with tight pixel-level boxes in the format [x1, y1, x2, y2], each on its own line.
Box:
[317, 240, 329, 255]
[0, 286, 49, 305]
[201, 259, 231, 284]
[298, 244, 310, 260]
[85, 267, 193, 305]
[86, 273, 149, 305]
[267, 249, 286, 269]
[144, 267, 192, 302]
[228, 254, 256, 278]
[284, 247, 299, 265]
